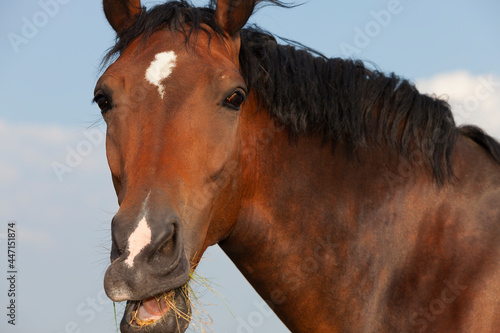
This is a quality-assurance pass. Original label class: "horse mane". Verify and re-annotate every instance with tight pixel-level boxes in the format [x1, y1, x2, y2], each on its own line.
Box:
[103, 0, 467, 184]
[238, 28, 460, 184]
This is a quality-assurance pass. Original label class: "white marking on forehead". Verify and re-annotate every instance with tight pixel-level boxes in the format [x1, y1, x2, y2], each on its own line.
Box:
[125, 216, 152, 268]
[145, 51, 177, 99]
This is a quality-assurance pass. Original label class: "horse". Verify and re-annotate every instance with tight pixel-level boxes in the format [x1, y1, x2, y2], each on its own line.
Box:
[95, 0, 500, 332]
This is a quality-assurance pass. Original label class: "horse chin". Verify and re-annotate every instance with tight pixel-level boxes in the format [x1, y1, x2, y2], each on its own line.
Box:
[120, 287, 191, 333]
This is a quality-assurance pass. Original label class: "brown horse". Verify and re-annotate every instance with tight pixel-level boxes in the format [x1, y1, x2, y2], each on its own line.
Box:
[95, 0, 500, 332]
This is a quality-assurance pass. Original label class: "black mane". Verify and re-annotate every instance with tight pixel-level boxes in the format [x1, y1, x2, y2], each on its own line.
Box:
[103, 0, 461, 184]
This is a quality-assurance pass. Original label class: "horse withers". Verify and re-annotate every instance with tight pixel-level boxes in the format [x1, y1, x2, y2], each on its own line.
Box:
[95, 0, 500, 332]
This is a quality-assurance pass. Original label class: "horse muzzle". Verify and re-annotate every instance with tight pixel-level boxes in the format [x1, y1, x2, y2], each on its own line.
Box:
[104, 209, 192, 332]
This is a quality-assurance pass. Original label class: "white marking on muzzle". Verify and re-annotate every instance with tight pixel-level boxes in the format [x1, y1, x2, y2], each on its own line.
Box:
[145, 51, 177, 99]
[125, 216, 152, 268]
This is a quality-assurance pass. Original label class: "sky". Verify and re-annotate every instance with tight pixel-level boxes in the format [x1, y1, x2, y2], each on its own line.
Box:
[0, 0, 499, 332]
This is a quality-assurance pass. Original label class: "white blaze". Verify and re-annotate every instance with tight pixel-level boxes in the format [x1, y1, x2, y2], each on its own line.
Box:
[125, 216, 152, 268]
[145, 51, 177, 99]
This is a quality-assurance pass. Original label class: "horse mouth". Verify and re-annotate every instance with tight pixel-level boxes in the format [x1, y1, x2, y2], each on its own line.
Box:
[121, 287, 191, 333]
[131, 291, 177, 325]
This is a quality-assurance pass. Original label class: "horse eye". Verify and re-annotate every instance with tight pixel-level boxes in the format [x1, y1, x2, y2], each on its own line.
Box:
[224, 91, 246, 111]
[94, 94, 111, 113]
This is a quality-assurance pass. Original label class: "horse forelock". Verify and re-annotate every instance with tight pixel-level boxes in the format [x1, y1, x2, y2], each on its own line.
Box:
[102, 0, 458, 185]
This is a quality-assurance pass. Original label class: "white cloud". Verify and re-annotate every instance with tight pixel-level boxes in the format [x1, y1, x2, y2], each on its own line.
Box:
[0, 118, 114, 226]
[0, 120, 68, 173]
[0, 120, 107, 179]
[416, 71, 500, 139]
[0, 163, 20, 184]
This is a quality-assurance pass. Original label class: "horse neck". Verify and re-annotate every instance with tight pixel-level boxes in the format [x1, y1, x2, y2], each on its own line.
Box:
[219, 101, 383, 332]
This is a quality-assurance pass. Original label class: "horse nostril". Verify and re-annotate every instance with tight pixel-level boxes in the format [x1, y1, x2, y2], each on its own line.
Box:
[110, 240, 122, 262]
[110, 214, 128, 263]
[158, 226, 176, 256]
[148, 216, 181, 261]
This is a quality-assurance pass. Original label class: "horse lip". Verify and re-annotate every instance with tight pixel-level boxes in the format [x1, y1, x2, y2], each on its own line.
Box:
[104, 247, 191, 302]
[132, 257, 190, 301]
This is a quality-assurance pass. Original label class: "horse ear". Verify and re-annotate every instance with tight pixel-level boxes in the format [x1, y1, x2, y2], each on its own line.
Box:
[103, 0, 142, 33]
[214, 0, 256, 39]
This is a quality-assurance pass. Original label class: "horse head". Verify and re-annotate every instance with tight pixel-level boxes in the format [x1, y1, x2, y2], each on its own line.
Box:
[97, 1, 255, 331]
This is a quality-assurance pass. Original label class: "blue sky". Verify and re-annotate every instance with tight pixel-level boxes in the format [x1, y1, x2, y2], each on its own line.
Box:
[0, 1, 499, 332]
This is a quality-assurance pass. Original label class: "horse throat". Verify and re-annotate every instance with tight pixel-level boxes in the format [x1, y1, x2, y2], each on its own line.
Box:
[218, 107, 348, 332]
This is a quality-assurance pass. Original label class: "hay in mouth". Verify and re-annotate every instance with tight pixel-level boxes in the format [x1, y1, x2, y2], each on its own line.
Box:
[129, 286, 192, 328]
[131, 290, 176, 326]
[120, 269, 221, 332]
